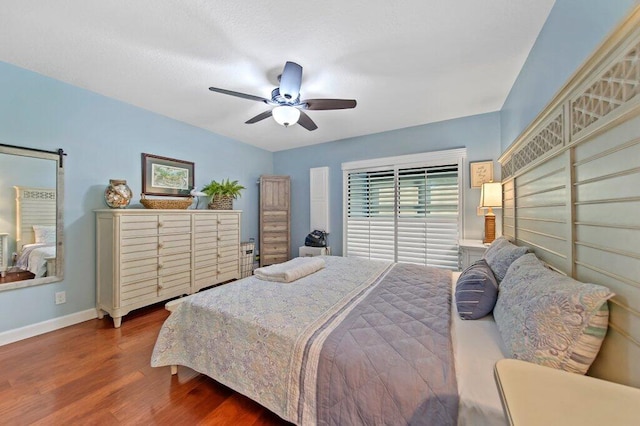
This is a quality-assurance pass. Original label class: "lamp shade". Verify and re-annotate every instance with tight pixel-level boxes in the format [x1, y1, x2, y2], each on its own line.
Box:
[272, 106, 300, 127]
[479, 181, 502, 208]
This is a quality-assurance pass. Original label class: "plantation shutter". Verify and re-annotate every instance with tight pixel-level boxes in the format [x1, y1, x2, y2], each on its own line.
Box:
[396, 165, 459, 269]
[344, 150, 462, 270]
[346, 169, 395, 261]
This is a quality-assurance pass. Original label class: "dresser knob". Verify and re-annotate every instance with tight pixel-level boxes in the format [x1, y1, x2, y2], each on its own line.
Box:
[158, 264, 163, 269]
[158, 283, 164, 289]
[217, 253, 221, 258]
[158, 243, 164, 249]
[217, 220, 221, 225]
[158, 222, 164, 228]
[217, 236, 221, 241]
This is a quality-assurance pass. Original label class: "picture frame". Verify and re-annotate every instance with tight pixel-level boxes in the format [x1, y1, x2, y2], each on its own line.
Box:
[469, 160, 494, 188]
[142, 153, 194, 197]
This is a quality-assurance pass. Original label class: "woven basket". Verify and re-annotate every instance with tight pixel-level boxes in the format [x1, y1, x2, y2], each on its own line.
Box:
[208, 195, 233, 210]
[140, 195, 193, 210]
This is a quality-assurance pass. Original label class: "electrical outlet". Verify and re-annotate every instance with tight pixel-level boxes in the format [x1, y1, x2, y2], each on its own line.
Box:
[55, 291, 66, 305]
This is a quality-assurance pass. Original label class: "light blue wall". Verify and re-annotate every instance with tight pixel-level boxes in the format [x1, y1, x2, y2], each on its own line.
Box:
[500, 0, 637, 151]
[0, 61, 272, 332]
[273, 112, 502, 257]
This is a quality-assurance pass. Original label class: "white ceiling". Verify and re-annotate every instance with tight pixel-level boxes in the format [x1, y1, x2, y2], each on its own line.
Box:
[0, 1, 555, 152]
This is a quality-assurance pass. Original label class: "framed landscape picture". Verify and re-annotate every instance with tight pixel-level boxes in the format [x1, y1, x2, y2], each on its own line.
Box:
[142, 153, 194, 196]
[469, 160, 494, 188]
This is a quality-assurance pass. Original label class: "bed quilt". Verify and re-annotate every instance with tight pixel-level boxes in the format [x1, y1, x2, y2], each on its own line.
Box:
[151, 256, 457, 425]
[16, 243, 55, 277]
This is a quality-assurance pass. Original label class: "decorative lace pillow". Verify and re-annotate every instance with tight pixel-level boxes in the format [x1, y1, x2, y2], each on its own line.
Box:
[33, 225, 56, 244]
[455, 259, 499, 320]
[482, 236, 529, 283]
[493, 253, 614, 375]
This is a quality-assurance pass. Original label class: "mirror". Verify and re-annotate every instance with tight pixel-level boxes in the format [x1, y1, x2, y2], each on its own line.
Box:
[0, 144, 64, 291]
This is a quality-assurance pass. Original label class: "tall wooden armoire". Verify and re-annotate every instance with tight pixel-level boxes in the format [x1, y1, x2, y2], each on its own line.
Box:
[259, 175, 290, 266]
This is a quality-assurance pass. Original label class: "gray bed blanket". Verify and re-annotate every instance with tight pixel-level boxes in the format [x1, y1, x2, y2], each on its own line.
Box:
[151, 257, 456, 425]
[309, 263, 457, 425]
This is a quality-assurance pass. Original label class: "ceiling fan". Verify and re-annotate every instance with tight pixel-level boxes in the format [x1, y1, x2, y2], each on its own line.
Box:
[208, 61, 357, 131]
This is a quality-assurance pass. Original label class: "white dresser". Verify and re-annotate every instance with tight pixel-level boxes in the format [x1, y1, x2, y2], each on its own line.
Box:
[96, 209, 241, 327]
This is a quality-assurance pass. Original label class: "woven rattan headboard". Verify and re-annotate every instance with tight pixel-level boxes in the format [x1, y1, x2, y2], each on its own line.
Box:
[499, 5, 640, 387]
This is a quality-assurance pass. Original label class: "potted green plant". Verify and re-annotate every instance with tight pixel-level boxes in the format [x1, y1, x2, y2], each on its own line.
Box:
[202, 178, 246, 210]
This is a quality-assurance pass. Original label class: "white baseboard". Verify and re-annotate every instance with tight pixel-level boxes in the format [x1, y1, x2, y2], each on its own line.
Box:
[0, 308, 97, 346]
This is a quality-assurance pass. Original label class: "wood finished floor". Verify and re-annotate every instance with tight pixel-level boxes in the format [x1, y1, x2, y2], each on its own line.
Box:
[0, 303, 292, 425]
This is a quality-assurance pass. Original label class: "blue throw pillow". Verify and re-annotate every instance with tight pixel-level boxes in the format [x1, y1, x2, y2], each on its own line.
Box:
[455, 259, 499, 320]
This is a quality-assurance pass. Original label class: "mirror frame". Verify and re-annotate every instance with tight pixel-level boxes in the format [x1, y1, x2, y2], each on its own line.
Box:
[0, 143, 65, 291]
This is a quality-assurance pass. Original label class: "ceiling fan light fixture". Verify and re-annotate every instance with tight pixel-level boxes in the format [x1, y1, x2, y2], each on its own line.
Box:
[272, 105, 300, 127]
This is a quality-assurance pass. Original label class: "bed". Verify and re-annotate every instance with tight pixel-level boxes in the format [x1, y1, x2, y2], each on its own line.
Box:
[15, 242, 56, 278]
[152, 256, 508, 425]
[14, 186, 57, 278]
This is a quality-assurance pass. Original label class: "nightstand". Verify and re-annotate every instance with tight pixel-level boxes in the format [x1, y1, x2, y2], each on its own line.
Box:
[299, 246, 331, 257]
[494, 358, 640, 426]
[458, 239, 487, 270]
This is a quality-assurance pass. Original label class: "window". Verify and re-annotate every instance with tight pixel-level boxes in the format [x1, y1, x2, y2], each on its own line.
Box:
[343, 149, 465, 270]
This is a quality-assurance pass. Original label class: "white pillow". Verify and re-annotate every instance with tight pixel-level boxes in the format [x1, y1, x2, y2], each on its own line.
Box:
[33, 225, 56, 244]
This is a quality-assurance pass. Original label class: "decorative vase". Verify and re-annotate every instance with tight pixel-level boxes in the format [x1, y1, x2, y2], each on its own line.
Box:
[208, 195, 233, 210]
[105, 179, 132, 208]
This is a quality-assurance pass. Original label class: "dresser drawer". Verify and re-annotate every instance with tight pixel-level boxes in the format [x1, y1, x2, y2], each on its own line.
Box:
[262, 233, 288, 244]
[121, 278, 158, 304]
[263, 222, 288, 233]
[194, 224, 217, 235]
[120, 236, 158, 261]
[194, 219, 218, 233]
[195, 248, 217, 266]
[262, 243, 288, 255]
[218, 245, 238, 258]
[262, 254, 288, 265]
[120, 216, 158, 238]
[194, 229, 217, 242]
[195, 214, 218, 225]
[217, 259, 238, 275]
[218, 231, 238, 247]
[218, 214, 239, 227]
[121, 257, 159, 284]
[195, 264, 218, 285]
[158, 270, 191, 294]
[159, 233, 191, 255]
[158, 216, 191, 235]
[159, 252, 191, 275]
[263, 210, 287, 222]
[194, 239, 218, 251]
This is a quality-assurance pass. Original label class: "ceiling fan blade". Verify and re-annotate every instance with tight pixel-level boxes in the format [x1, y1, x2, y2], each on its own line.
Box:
[303, 99, 357, 110]
[279, 61, 303, 101]
[245, 110, 273, 124]
[209, 86, 270, 103]
[297, 110, 318, 131]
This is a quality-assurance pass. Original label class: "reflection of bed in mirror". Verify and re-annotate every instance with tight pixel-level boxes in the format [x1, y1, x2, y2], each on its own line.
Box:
[14, 186, 57, 278]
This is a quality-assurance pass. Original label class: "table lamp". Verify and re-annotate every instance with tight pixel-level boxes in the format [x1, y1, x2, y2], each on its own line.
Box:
[479, 181, 502, 244]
